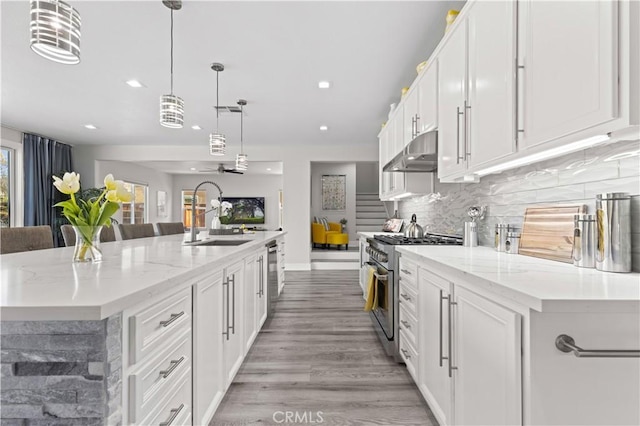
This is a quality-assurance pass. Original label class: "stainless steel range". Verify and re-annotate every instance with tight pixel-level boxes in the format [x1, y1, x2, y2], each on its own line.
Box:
[364, 233, 463, 361]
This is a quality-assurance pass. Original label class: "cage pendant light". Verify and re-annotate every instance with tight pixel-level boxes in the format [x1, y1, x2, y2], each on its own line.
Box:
[235, 99, 248, 171]
[209, 63, 226, 156]
[30, 0, 81, 65]
[159, 1, 184, 128]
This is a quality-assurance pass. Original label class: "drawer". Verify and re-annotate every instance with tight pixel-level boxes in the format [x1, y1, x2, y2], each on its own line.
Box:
[129, 287, 192, 365]
[398, 282, 418, 316]
[399, 257, 418, 286]
[129, 329, 191, 422]
[399, 305, 419, 350]
[138, 367, 192, 426]
[399, 329, 419, 383]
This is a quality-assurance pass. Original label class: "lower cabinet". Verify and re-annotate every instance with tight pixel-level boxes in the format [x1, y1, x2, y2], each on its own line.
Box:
[245, 248, 268, 353]
[277, 240, 286, 295]
[222, 260, 245, 387]
[418, 265, 522, 426]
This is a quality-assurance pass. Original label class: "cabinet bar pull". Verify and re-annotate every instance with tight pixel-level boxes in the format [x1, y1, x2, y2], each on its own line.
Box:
[415, 114, 420, 136]
[400, 320, 411, 329]
[517, 64, 525, 134]
[159, 403, 184, 426]
[448, 298, 458, 377]
[439, 290, 448, 367]
[400, 293, 411, 301]
[223, 278, 230, 340]
[400, 268, 412, 275]
[456, 107, 464, 163]
[230, 274, 236, 334]
[401, 348, 411, 359]
[555, 334, 640, 358]
[159, 311, 185, 328]
[464, 101, 471, 158]
[411, 116, 416, 139]
[159, 356, 185, 379]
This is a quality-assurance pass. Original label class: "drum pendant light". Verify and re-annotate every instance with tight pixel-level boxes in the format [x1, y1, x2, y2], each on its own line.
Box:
[30, 0, 81, 65]
[235, 99, 248, 171]
[159, 1, 184, 128]
[209, 63, 226, 156]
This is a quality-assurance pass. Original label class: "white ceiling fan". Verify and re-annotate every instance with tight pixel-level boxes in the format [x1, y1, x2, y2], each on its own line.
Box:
[198, 163, 244, 175]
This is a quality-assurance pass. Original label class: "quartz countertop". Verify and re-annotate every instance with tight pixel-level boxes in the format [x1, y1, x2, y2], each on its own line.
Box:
[357, 232, 402, 238]
[0, 231, 285, 321]
[396, 245, 640, 312]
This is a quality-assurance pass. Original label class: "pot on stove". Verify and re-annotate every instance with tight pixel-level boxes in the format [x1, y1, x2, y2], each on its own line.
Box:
[404, 214, 424, 238]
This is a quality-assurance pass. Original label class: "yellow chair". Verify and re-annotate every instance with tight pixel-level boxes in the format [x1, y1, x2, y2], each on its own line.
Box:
[312, 222, 343, 249]
[326, 232, 349, 250]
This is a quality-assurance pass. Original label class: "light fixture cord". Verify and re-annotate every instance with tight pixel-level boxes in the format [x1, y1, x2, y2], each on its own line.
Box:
[240, 103, 244, 153]
[170, 9, 174, 94]
[215, 70, 220, 130]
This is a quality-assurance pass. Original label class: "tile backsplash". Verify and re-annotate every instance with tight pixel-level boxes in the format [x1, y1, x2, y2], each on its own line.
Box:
[398, 139, 640, 271]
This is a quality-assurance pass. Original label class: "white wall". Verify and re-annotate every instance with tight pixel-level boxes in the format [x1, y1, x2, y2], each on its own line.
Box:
[310, 162, 356, 241]
[356, 161, 379, 194]
[171, 174, 283, 231]
[94, 160, 174, 225]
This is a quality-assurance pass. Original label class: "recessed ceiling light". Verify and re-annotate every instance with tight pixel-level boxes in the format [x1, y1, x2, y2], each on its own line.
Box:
[126, 79, 144, 88]
[191, 125, 202, 130]
[190, 167, 196, 171]
[84, 124, 97, 130]
[318, 81, 331, 89]
[319, 125, 329, 131]
[266, 168, 272, 171]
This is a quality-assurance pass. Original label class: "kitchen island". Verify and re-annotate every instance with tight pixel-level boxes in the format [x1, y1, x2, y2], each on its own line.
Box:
[0, 230, 285, 425]
[394, 245, 640, 426]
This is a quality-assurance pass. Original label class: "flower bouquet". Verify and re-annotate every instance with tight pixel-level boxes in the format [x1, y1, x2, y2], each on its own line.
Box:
[53, 172, 132, 262]
[210, 199, 232, 229]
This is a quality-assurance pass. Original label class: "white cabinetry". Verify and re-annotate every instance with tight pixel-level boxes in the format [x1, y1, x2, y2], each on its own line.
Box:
[256, 249, 268, 330]
[417, 265, 522, 426]
[417, 62, 438, 134]
[193, 270, 224, 425]
[438, 0, 516, 181]
[222, 260, 244, 387]
[244, 253, 257, 353]
[277, 240, 285, 295]
[517, 0, 618, 150]
[403, 86, 419, 146]
[359, 236, 370, 299]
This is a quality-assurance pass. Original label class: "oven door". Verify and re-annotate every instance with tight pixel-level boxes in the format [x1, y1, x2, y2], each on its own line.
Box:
[369, 262, 394, 341]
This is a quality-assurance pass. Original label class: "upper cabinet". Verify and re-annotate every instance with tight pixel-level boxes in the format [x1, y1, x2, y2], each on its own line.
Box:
[418, 61, 438, 135]
[438, 0, 516, 181]
[517, 0, 618, 150]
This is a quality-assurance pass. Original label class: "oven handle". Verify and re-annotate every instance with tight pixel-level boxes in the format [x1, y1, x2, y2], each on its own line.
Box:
[373, 272, 388, 282]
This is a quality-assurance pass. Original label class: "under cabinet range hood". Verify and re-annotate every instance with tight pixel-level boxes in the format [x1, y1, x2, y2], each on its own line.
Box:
[383, 130, 438, 173]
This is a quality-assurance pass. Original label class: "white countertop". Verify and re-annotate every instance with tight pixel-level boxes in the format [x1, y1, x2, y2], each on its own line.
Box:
[357, 232, 402, 238]
[0, 231, 285, 321]
[396, 246, 640, 312]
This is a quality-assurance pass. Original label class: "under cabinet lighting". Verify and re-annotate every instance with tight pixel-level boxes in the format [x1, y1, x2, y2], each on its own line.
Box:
[318, 81, 331, 89]
[393, 192, 413, 200]
[475, 134, 610, 177]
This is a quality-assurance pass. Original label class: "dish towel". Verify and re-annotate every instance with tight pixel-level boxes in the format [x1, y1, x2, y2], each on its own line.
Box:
[364, 265, 378, 311]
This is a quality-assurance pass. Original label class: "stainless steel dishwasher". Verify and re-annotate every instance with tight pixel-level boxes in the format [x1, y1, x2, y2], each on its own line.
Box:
[266, 240, 278, 317]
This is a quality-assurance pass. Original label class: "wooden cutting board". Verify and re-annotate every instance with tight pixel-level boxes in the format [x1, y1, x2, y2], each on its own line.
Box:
[519, 205, 586, 263]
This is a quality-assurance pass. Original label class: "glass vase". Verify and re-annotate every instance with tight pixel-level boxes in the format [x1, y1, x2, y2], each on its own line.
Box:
[72, 225, 103, 263]
[211, 216, 221, 230]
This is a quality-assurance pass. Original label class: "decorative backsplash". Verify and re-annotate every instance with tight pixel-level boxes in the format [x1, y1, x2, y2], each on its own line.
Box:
[398, 139, 640, 270]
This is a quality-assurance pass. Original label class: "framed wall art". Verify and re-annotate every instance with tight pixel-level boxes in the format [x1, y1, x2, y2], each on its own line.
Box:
[157, 190, 167, 217]
[322, 174, 346, 210]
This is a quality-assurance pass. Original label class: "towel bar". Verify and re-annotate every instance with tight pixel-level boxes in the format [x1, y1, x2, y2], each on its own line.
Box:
[555, 334, 640, 358]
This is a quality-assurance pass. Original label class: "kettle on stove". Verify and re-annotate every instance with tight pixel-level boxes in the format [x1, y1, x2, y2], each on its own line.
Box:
[404, 214, 424, 238]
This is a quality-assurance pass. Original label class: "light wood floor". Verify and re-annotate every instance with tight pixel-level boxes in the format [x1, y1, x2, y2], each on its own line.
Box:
[211, 270, 438, 426]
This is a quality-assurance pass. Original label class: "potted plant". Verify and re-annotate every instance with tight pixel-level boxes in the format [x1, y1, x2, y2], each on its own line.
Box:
[339, 218, 347, 233]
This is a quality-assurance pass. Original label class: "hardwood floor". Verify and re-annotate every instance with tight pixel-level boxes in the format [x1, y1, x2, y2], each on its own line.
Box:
[211, 270, 438, 426]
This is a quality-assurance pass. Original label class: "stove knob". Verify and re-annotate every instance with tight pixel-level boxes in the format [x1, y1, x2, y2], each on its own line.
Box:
[381, 254, 388, 263]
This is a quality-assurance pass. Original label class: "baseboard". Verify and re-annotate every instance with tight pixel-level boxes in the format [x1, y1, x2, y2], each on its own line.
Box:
[285, 263, 311, 271]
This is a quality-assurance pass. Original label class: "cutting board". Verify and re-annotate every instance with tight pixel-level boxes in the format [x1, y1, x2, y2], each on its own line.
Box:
[519, 205, 586, 263]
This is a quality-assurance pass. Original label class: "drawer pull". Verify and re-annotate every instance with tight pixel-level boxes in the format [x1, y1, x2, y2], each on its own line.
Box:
[400, 293, 411, 301]
[400, 268, 412, 275]
[159, 403, 185, 426]
[401, 348, 411, 359]
[401, 320, 411, 329]
[159, 311, 185, 328]
[159, 356, 185, 379]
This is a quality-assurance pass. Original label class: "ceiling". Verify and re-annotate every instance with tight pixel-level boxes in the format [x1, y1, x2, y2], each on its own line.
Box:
[1, 0, 465, 159]
[139, 160, 283, 175]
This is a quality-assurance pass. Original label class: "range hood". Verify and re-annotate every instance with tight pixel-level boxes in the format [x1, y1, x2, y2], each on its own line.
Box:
[382, 130, 438, 173]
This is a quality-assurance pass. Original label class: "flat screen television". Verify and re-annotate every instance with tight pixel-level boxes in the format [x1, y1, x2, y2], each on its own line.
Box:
[220, 197, 265, 225]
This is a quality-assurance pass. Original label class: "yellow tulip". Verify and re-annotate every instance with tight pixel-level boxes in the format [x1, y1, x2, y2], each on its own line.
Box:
[52, 172, 80, 195]
[106, 190, 119, 202]
[115, 181, 132, 203]
[104, 174, 117, 190]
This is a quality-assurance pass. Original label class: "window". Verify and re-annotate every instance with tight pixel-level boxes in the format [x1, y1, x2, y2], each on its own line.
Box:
[121, 182, 148, 224]
[0, 148, 12, 228]
[182, 190, 206, 228]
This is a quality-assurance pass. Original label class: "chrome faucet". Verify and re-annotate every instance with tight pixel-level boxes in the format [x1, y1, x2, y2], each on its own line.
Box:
[190, 181, 223, 243]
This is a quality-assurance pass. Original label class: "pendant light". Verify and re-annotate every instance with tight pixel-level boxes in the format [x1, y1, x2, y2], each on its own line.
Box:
[30, 0, 81, 65]
[235, 99, 248, 171]
[209, 63, 226, 156]
[159, 0, 184, 128]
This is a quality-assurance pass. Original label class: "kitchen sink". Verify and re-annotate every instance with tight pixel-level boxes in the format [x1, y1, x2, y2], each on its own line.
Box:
[187, 239, 250, 246]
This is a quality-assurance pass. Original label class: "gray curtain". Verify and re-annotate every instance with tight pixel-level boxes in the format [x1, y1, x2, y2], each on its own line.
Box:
[23, 133, 73, 247]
